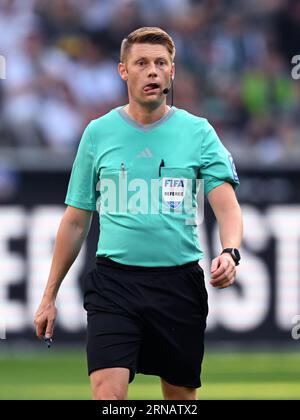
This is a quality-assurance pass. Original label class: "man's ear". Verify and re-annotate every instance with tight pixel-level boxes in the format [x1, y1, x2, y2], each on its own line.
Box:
[118, 62, 128, 81]
[171, 62, 175, 81]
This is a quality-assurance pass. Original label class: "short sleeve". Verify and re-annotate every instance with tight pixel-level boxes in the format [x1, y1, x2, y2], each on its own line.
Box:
[65, 123, 98, 210]
[199, 121, 240, 196]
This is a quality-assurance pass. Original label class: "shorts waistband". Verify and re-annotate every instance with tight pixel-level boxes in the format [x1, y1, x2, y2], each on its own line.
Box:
[96, 256, 200, 272]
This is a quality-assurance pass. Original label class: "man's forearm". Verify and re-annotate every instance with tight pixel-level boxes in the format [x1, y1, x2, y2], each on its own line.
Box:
[42, 219, 89, 302]
[208, 183, 243, 250]
[217, 205, 243, 249]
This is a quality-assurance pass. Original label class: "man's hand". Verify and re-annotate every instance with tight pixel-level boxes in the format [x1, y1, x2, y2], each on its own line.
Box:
[34, 300, 57, 340]
[210, 253, 236, 289]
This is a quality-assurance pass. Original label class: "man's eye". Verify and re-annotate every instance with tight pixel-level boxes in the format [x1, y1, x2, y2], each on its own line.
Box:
[137, 61, 145, 66]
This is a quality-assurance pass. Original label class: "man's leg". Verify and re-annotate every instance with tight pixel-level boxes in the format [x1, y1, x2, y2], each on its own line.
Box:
[90, 367, 130, 400]
[160, 378, 197, 400]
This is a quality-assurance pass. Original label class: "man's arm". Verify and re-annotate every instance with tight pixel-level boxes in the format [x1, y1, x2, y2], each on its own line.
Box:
[207, 182, 243, 289]
[34, 205, 93, 340]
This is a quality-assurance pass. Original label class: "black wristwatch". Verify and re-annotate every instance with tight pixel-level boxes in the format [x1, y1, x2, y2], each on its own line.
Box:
[221, 248, 241, 266]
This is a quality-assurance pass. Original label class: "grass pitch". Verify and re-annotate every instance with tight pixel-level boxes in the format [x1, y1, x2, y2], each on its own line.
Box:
[0, 349, 299, 400]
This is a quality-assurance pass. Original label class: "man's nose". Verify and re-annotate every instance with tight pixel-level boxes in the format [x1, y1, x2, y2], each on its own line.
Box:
[147, 62, 158, 77]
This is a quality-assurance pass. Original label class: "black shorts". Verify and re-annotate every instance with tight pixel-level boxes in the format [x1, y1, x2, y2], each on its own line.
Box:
[83, 257, 208, 388]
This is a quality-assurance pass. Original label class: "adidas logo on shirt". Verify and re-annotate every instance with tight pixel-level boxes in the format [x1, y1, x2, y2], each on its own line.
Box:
[137, 148, 153, 158]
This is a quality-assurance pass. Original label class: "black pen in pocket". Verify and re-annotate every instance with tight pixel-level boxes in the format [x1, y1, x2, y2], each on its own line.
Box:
[159, 159, 165, 176]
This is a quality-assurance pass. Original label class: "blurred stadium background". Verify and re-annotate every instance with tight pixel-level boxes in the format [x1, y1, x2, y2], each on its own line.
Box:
[0, 0, 300, 400]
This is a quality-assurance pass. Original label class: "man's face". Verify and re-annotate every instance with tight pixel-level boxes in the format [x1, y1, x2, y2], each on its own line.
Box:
[119, 43, 174, 108]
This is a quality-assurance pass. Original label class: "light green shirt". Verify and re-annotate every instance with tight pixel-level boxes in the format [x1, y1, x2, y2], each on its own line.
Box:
[65, 106, 239, 266]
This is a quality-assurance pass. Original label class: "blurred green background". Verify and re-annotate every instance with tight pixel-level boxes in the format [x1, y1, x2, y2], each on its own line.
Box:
[1, 349, 299, 400]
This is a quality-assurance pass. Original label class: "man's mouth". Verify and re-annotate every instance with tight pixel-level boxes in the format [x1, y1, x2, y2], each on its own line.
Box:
[143, 83, 160, 93]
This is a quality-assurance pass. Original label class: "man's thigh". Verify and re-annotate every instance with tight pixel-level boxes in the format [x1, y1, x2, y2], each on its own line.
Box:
[137, 264, 208, 388]
[86, 311, 141, 384]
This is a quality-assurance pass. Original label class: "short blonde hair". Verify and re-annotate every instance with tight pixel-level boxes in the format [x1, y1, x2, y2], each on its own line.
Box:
[120, 27, 176, 63]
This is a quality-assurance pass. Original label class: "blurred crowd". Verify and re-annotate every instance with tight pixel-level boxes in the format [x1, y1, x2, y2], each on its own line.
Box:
[0, 0, 300, 163]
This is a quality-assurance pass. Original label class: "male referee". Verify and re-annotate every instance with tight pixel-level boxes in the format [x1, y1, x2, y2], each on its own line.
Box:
[34, 27, 243, 400]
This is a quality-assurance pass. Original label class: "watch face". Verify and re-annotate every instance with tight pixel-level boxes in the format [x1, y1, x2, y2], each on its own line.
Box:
[232, 249, 240, 262]
[222, 248, 240, 264]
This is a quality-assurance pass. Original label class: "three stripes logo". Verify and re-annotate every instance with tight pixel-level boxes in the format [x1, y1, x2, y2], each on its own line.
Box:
[137, 148, 153, 158]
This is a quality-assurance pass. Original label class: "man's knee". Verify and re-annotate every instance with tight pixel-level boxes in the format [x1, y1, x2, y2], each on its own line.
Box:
[92, 383, 125, 400]
[93, 387, 124, 400]
[160, 378, 198, 400]
[90, 367, 129, 400]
